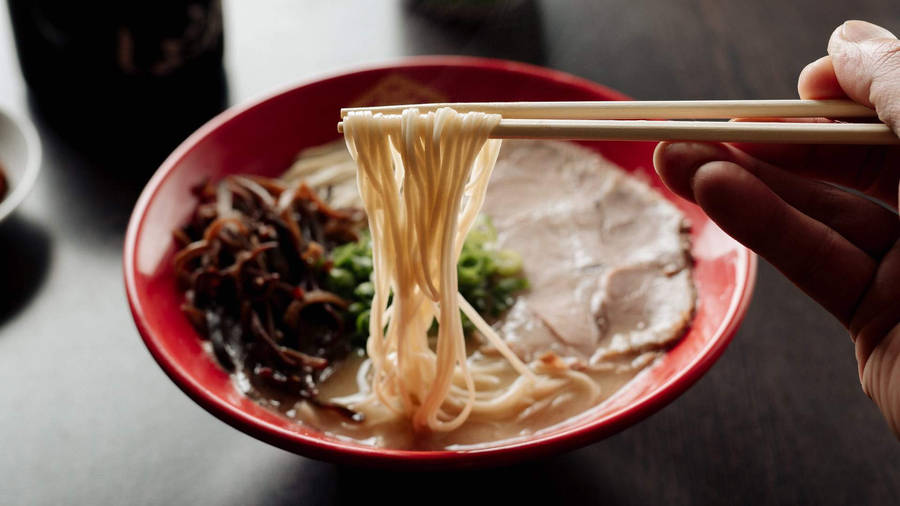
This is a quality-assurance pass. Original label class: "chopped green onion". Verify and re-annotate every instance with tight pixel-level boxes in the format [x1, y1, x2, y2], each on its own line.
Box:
[492, 249, 523, 277]
[465, 214, 497, 246]
[327, 267, 355, 292]
[350, 255, 373, 279]
[355, 310, 371, 336]
[327, 213, 528, 348]
[354, 281, 375, 300]
[332, 243, 358, 269]
[458, 252, 485, 288]
[347, 301, 366, 316]
[495, 276, 528, 295]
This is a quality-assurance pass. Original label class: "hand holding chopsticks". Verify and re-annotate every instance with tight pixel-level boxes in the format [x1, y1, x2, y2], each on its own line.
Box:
[337, 99, 899, 145]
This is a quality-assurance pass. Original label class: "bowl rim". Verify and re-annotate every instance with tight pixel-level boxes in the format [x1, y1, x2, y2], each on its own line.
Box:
[0, 105, 42, 224]
[124, 55, 757, 468]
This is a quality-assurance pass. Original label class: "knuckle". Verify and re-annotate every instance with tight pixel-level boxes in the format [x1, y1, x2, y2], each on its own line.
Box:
[860, 327, 900, 435]
[876, 100, 900, 135]
[871, 39, 900, 71]
[807, 184, 844, 225]
[868, 39, 900, 132]
[799, 230, 839, 283]
[791, 228, 855, 320]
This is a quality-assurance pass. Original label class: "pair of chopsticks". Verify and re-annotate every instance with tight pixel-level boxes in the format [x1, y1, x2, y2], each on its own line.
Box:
[337, 99, 899, 145]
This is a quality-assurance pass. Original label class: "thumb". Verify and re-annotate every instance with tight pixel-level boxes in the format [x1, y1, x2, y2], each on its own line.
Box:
[828, 20, 900, 136]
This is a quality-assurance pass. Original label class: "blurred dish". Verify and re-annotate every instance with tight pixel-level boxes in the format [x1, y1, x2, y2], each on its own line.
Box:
[0, 105, 40, 224]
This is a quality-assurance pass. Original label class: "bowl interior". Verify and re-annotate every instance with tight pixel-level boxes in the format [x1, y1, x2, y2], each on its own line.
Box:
[125, 58, 755, 467]
[0, 108, 41, 223]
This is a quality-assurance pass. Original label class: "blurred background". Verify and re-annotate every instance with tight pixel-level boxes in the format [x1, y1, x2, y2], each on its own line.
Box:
[0, 1, 898, 504]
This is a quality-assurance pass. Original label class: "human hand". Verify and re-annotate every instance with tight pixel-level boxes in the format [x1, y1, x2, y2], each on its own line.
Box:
[653, 20, 900, 435]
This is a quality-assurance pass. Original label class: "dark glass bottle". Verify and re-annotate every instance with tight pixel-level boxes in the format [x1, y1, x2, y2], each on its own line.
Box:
[7, 0, 227, 160]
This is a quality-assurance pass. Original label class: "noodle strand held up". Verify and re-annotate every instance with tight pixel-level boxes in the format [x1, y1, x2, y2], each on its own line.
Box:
[342, 108, 595, 432]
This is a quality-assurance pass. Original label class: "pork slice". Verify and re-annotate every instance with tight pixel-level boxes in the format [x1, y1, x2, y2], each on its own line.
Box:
[480, 140, 695, 369]
[593, 173, 690, 271]
[590, 263, 695, 364]
[498, 298, 588, 366]
[483, 140, 617, 229]
[488, 199, 608, 363]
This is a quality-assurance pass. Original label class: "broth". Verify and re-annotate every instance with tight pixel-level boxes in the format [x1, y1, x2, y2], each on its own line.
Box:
[285, 351, 652, 450]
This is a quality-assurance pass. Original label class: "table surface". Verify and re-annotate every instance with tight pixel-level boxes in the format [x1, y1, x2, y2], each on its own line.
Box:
[1, 1, 898, 504]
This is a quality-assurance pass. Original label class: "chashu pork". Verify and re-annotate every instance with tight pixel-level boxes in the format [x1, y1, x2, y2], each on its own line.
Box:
[482, 140, 695, 369]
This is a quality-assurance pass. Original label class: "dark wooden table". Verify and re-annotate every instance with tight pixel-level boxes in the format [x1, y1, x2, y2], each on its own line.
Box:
[1, 1, 898, 504]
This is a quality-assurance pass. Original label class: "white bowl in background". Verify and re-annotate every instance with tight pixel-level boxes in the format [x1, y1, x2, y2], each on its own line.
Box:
[0, 105, 41, 224]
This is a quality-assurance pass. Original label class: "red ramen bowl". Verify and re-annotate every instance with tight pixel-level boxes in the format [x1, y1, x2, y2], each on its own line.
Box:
[124, 57, 756, 469]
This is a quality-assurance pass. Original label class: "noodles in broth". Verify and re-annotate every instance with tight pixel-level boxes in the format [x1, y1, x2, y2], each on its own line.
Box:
[341, 108, 598, 432]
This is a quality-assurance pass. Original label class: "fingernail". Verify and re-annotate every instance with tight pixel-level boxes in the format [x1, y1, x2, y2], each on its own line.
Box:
[838, 20, 895, 42]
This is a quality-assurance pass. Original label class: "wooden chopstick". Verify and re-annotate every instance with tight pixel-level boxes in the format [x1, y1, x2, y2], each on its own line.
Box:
[340, 99, 876, 119]
[336, 99, 899, 145]
[337, 118, 898, 145]
[489, 119, 898, 144]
